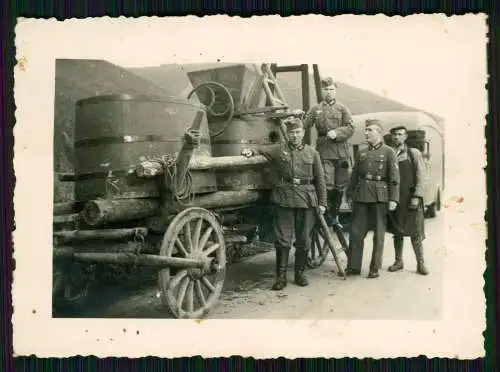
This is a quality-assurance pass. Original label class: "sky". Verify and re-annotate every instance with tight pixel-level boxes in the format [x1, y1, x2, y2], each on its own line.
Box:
[97, 14, 488, 123]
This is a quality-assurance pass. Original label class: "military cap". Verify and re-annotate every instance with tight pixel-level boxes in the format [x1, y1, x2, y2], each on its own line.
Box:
[389, 125, 408, 133]
[321, 77, 338, 88]
[365, 118, 385, 131]
[284, 117, 304, 131]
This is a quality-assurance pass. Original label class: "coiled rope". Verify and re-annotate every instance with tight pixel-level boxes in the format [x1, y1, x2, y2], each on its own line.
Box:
[151, 153, 196, 207]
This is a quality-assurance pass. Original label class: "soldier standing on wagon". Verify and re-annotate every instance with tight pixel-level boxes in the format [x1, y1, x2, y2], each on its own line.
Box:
[344, 119, 400, 278]
[241, 118, 327, 290]
[386, 126, 429, 275]
[304, 77, 355, 230]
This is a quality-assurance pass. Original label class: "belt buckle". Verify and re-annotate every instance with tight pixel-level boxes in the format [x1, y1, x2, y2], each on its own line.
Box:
[366, 174, 373, 180]
[292, 178, 300, 185]
[376, 176, 381, 181]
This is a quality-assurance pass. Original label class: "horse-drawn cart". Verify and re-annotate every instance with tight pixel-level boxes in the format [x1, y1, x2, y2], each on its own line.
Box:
[53, 63, 347, 319]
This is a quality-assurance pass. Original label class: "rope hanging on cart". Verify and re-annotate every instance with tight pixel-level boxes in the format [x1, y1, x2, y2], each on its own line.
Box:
[153, 153, 196, 207]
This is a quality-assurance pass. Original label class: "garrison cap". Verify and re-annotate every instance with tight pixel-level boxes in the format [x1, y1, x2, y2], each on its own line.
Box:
[390, 125, 408, 133]
[365, 118, 385, 131]
[284, 117, 304, 131]
[321, 77, 338, 88]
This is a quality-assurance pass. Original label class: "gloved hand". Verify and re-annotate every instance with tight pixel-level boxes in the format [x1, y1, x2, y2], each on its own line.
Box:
[241, 148, 254, 158]
[326, 130, 337, 140]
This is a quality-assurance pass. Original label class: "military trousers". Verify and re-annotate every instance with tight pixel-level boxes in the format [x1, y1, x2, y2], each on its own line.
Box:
[347, 202, 388, 273]
[274, 206, 316, 253]
[322, 158, 351, 191]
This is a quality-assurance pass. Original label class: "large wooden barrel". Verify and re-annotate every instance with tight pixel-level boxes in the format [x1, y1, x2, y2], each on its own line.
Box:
[210, 115, 281, 190]
[72, 94, 217, 202]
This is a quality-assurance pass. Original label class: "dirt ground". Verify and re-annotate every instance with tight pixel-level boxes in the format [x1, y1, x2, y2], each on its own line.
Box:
[57, 213, 443, 320]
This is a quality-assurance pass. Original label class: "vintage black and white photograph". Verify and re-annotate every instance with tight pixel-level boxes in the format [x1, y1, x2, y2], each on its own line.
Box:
[13, 15, 486, 358]
[51, 59, 446, 321]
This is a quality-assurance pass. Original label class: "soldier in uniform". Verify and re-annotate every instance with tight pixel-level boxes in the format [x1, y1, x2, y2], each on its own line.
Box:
[386, 126, 429, 275]
[304, 77, 355, 230]
[344, 119, 400, 278]
[241, 118, 327, 290]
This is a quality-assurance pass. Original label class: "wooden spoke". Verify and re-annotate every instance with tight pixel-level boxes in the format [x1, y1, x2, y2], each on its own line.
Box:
[175, 238, 188, 257]
[192, 218, 203, 251]
[307, 225, 328, 269]
[310, 238, 317, 260]
[169, 269, 188, 290]
[186, 281, 194, 313]
[195, 280, 207, 307]
[176, 276, 190, 309]
[201, 276, 215, 293]
[184, 222, 194, 252]
[198, 226, 213, 251]
[203, 243, 220, 257]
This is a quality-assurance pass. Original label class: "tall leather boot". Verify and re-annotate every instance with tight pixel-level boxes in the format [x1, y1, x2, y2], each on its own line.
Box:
[412, 237, 429, 275]
[272, 247, 289, 290]
[294, 248, 309, 287]
[388, 235, 404, 272]
[329, 190, 343, 231]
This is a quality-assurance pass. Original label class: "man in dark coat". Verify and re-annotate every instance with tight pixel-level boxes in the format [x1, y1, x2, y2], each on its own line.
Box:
[386, 126, 429, 275]
[344, 119, 400, 278]
[241, 118, 327, 290]
[304, 77, 355, 230]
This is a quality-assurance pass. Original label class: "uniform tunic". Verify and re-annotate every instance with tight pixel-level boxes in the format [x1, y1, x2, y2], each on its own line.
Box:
[345, 141, 400, 272]
[304, 100, 355, 190]
[387, 145, 426, 239]
[253, 142, 327, 251]
[346, 142, 400, 204]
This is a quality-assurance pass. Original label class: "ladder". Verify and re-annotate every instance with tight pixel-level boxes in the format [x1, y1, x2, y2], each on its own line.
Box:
[260, 63, 288, 111]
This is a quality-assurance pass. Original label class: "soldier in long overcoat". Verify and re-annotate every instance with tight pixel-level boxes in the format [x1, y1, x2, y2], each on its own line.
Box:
[344, 119, 400, 278]
[304, 77, 355, 230]
[241, 118, 327, 290]
[386, 126, 429, 275]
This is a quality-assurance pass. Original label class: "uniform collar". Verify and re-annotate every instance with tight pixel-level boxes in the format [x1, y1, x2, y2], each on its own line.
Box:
[288, 141, 305, 151]
[368, 141, 383, 150]
[322, 99, 337, 106]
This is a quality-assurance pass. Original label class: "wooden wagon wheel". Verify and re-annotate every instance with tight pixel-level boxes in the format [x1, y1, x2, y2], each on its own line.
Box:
[158, 207, 226, 319]
[307, 223, 329, 268]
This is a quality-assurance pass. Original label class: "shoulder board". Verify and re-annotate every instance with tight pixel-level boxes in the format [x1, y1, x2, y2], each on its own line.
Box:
[358, 144, 369, 152]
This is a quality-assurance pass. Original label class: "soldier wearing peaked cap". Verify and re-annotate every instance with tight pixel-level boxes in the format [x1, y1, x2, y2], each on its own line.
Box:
[343, 118, 400, 279]
[304, 77, 355, 231]
[241, 117, 327, 290]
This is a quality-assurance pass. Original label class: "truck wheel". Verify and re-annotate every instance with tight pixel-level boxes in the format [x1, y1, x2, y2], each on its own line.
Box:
[436, 189, 442, 211]
[425, 203, 437, 218]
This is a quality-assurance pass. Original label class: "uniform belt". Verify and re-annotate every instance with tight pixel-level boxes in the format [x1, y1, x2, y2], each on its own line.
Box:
[360, 175, 386, 181]
[282, 178, 314, 185]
